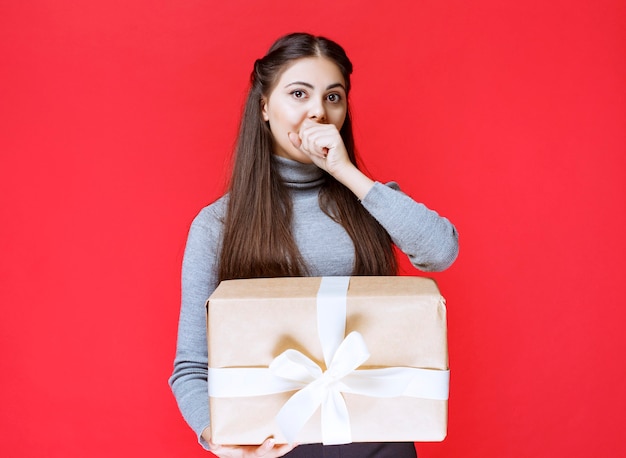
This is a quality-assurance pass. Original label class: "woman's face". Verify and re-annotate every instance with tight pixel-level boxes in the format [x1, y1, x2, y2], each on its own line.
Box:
[262, 56, 348, 163]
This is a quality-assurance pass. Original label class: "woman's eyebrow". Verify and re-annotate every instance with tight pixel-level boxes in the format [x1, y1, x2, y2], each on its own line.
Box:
[285, 81, 314, 89]
[285, 81, 346, 91]
[326, 83, 346, 91]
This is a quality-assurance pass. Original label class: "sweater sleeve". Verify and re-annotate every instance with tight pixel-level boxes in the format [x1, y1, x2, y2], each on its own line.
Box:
[168, 201, 224, 450]
[360, 182, 459, 272]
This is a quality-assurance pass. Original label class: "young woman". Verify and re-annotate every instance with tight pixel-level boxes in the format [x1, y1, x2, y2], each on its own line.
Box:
[169, 32, 459, 458]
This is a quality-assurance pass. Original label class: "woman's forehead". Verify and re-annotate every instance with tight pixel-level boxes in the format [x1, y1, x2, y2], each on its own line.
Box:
[274, 56, 346, 88]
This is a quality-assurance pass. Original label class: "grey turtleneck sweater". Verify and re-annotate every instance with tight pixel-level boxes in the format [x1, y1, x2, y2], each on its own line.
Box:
[169, 156, 459, 448]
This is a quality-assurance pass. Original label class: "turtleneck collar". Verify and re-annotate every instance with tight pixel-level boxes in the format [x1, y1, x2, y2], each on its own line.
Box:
[272, 155, 326, 190]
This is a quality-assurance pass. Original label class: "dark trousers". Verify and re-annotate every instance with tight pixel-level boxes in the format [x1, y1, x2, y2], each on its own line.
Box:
[285, 442, 417, 458]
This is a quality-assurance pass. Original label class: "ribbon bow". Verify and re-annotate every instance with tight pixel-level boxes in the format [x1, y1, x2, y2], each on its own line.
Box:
[271, 330, 370, 445]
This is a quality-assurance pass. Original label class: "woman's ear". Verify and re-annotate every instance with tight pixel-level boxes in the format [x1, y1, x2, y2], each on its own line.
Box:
[261, 97, 269, 122]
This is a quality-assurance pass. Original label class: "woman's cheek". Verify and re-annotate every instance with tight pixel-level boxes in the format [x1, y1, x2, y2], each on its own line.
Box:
[286, 110, 308, 133]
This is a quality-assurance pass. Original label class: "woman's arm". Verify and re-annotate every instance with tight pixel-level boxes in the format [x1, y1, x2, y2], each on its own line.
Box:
[169, 203, 223, 449]
[360, 181, 459, 271]
[169, 200, 300, 456]
[291, 120, 459, 271]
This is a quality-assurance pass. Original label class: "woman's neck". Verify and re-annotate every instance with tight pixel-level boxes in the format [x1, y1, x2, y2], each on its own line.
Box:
[273, 155, 325, 190]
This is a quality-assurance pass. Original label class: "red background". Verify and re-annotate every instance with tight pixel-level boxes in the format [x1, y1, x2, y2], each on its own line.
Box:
[1, 1, 625, 457]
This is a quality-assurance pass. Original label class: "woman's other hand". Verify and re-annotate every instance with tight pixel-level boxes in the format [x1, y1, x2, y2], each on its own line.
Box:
[289, 119, 374, 199]
[289, 119, 349, 174]
[203, 429, 296, 458]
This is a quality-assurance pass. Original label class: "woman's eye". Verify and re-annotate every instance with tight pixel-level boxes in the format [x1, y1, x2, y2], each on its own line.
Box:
[291, 90, 306, 99]
[327, 93, 342, 103]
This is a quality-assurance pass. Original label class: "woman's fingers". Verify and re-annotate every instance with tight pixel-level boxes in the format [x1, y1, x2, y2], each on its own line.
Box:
[254, 438, 276, 456]
[299, 122, 336, 158]
[289, 120, 354, 178]
[208, 438, 297, 458]
[288, 132, 302, 149]
[271, 442, 298, 456]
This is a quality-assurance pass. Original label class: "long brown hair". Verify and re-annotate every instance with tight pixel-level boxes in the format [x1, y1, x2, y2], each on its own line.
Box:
[218, 33, 397, 281]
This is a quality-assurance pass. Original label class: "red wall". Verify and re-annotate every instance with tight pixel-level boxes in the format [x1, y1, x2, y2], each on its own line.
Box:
[1, 1, 625, 457]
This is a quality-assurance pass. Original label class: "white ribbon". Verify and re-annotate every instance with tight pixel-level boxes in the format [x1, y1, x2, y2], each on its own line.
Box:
[208, 276, 449, 445]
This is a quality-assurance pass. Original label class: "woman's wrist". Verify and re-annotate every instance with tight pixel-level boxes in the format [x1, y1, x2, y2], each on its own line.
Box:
[331, 163, 374, 200]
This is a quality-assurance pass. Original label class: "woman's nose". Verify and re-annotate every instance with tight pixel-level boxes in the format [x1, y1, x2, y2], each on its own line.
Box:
[308, 99, 327, 122]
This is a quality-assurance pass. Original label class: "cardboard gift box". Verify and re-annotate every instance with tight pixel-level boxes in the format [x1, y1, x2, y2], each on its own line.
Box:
[206, 276, 449, 445]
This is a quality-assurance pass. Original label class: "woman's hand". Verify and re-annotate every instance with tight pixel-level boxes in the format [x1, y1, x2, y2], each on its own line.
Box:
[209, 438, 296, 458]
[288, 119, 350, 176]
[288, 119, 374, 200]
[203, 429, 296, 458]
